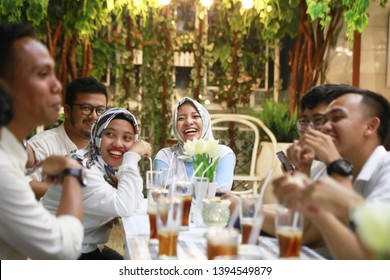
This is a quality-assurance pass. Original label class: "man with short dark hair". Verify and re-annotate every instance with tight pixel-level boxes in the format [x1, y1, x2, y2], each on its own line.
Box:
[0, 23, 84, 260]
[26, 77, 108, 199]
[273, 87, 390, 259]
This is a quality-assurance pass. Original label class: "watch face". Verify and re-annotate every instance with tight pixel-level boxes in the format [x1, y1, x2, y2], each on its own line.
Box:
[327, 158, 353, 176]
[339, 160, 353, 173]
[63, 168, 87, 187]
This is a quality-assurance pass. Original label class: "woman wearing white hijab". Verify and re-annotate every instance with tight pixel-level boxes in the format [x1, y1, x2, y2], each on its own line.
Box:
[155, 97, 235, 192]
[41, 108, 151, 259]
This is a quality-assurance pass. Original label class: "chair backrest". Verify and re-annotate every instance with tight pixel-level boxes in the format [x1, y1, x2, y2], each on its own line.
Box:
[210, 114, 277, 195]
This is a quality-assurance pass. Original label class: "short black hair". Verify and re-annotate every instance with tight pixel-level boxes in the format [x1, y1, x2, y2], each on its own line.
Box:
[0, 85, 13, 126]
[301, 84, 365, 111]
[65, 77, 108, 106]
[0, 23, 34, 79]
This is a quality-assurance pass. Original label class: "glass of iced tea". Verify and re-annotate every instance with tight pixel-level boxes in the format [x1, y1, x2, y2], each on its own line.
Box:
[156, 197, 183, 259]
[172, 180, 194, 230]
[147, 187, 169, 244]
[206, 227, 239, 260]
[275, 205, 303, 258]
[239, 194, 264, 245]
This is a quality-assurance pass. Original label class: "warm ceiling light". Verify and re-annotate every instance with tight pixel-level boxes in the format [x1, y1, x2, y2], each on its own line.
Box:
[242, 0, 254, 9]
[201, 0, 213, 8]
[159, 0, 171, 5]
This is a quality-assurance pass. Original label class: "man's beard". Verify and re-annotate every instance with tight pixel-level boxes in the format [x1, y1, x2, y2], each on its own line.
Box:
[69, 113, 90, 139]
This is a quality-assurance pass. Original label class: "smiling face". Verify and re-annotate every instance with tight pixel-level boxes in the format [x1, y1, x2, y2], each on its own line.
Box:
[176, 102, 203, 142]
[64, 92, 107, 139]
[100, 119, 135, 168]
[320, 94, 368, 158]
[298, 103, 328, 136]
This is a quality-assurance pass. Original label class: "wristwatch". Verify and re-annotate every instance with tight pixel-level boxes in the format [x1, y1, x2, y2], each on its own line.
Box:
[61, 168, 87, 187]
[327, 158, 353, 177]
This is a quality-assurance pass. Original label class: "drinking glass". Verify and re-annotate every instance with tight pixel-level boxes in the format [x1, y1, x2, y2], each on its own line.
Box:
[192, 176, 209, 227]
[202, 197, 231, 228]
[147, 187, 168, 244]
[146, 170, 163, 189]
[172, 180, 194, 230]
[157, 197, 183, 259]
[239, 194, 264, 245]
[206, 227, 239, 260]
[275, 205, 303, 258]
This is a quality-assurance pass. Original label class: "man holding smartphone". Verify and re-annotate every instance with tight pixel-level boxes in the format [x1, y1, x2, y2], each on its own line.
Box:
[272, 86, 390, 259]
[263, 84, 365, 258]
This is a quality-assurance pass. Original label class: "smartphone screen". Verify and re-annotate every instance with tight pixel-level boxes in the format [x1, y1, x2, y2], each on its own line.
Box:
[276, 151, 294, 172]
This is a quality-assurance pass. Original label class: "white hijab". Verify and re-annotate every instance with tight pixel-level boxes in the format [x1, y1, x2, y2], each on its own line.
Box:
[171, 97, 213, 158]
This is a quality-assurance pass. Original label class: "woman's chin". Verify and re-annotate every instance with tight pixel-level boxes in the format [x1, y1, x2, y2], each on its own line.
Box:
[183, 135, 199, 142]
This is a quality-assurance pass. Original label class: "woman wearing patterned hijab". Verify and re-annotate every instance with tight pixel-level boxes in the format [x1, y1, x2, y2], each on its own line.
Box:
[41, 108, 151, 260]
[155, 97, 235, 192]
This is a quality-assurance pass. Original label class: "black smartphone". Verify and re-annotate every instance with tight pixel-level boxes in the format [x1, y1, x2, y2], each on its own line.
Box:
[276, 151, 294, 172]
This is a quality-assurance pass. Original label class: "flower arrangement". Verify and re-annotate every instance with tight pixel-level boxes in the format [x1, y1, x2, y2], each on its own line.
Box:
[183, 139, 221, 182]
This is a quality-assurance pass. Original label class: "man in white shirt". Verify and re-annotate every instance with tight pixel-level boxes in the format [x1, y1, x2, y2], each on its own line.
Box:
[26, 77, 108, 199]
[273, 88, 390, 259]
[0, 23, 84, 259]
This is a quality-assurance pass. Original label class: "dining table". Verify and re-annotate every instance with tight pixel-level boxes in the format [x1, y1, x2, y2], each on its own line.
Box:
[121, 199, 325, 260]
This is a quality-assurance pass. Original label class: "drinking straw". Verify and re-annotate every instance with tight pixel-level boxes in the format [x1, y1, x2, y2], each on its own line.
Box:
[258, 169, 274, 202]
[190, 162, 204, 183]
[227, 201, 240, 229]
[164, 153, 175, 189]
[248, 216, 264, 245]
[201, 157, 219, 178]
[148, 157, 153, 174]
[167, 175, 177, 225]
[292, 211, 300, 229]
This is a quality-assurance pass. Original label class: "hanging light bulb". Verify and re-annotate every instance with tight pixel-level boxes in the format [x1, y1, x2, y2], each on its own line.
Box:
[241, 0, 254, 9]
[201, 0, 213, 8]
[159, 0, 171, 5]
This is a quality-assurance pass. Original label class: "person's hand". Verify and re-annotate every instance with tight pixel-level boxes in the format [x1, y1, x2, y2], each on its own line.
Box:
[300, 128, 340, 165]
[40, 156, 81, 184]
[301, 176, 364, 219]
[285, 140, 315, 175]
[272, 172, 311, 211]
[129, 140, 152, 158]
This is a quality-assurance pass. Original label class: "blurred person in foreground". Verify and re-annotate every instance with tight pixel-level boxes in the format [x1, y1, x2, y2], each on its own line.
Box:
[291, 174, 390, 259]
[0, 23, 83, 259]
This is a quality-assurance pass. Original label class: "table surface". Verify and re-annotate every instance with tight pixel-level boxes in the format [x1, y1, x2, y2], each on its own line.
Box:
[121, 200, 324, 260]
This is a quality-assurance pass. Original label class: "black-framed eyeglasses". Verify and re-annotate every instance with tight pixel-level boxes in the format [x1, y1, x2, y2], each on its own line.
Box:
[297, 115, 327, 131]
[72, 103, 107, 116]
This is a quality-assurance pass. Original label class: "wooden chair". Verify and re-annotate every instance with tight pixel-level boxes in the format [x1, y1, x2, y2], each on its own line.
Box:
[210, 114, 277, 195]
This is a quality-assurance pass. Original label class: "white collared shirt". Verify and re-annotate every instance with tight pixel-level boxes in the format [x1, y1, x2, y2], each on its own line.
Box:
[41, 151, 143, 254]
[353, 146, 390, 202]
[0, 127, 83, 259]
[27, 123, 78, 181]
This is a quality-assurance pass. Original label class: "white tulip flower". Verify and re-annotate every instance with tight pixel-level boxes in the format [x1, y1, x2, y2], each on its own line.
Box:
[183, 140, 196, 157]
[205, 139, 220, 158]
[195, 139, 207, 154]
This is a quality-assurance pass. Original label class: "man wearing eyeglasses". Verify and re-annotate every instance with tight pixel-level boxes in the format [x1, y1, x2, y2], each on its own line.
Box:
[272, 86, 390, 259]
[284, 84, 339, 180]
[26, 77, 108, 199]
[263, 84, 368, 259]
[285, 84, 369, 181]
